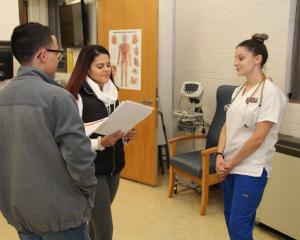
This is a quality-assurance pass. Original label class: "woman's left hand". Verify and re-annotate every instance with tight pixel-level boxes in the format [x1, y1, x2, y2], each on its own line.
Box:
[220, 161, 234, 177]
[123, 129, 136, 142]
[217, 161, 234, 180]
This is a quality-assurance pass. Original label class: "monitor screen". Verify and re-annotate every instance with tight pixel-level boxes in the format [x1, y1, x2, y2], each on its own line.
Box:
[59, 2, 85, 48]
[184, 83, 199, 93]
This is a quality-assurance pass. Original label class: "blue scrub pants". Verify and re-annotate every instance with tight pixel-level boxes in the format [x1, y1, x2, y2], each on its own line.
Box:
[222, 169, 268, 240]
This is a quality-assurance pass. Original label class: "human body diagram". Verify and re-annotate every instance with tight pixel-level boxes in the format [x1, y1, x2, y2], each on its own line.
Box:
[109, 30, 141, 90]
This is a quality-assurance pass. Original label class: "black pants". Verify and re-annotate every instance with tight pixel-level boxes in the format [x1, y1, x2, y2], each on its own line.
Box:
[89, 173, 120, 240]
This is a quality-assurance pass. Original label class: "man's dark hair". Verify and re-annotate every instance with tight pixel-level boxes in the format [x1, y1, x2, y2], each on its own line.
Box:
[11, 22, 53, 64]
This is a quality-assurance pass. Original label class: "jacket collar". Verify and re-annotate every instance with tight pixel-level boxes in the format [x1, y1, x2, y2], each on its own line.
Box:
[15, 66, 62, 87]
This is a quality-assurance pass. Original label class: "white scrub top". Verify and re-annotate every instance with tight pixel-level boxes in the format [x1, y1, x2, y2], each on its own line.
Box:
[224, 79, 286, 177]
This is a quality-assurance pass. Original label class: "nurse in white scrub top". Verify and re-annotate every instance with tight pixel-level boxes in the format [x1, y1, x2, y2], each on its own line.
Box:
[216, 33, 286, 240]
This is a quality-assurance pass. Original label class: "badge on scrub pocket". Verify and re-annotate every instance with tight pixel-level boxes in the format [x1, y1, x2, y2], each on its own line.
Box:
[246, 97, 258, 104]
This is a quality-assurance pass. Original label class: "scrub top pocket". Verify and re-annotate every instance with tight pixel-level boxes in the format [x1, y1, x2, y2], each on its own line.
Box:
[240, 102, 260, 129]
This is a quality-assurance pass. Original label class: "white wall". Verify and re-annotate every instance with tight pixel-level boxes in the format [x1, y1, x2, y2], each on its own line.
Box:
[0, 1, 20, 76]
[174, 0, 300, 138]
[157, 0, 174, 143]
[0, 1, 19, 40]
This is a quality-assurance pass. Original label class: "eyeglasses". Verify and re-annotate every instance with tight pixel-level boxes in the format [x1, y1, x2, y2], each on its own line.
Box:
[46, 49, 64, 61]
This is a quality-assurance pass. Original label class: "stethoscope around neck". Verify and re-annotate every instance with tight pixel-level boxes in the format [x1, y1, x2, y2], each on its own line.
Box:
[224, 77, 266, 128]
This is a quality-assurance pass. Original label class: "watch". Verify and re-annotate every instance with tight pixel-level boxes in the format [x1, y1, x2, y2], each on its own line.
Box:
[214, 152, 224, 158]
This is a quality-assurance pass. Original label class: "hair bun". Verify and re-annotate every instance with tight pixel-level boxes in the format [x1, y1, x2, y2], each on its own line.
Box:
[252, 33, 268, 43]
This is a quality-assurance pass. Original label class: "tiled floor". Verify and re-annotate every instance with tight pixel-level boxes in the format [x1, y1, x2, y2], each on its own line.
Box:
[0, 173, 282, 240]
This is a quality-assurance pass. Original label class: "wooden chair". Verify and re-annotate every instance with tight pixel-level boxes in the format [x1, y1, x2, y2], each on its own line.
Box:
[168, 85, 237, 215]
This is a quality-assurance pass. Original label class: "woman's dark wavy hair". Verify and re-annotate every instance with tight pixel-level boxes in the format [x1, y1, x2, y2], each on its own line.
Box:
[65, 44, 114, 100]
[237, 33, 269, 67]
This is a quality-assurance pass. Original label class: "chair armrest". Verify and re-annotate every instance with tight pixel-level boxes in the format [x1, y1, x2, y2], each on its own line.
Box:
[168, 134, 206, 158]
[168, 134, 206, 144]
[201, 146, 218, 156]
[201, 146, 218, 177]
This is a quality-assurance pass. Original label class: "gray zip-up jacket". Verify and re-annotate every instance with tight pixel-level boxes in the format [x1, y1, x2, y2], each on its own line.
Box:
[0, 67, 97, 233]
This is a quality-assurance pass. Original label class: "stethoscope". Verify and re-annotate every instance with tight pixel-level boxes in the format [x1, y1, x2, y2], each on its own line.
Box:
[224, 76, 266, 128]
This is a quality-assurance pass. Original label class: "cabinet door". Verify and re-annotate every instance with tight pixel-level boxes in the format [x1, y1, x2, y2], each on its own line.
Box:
[256, 152, 300, 239]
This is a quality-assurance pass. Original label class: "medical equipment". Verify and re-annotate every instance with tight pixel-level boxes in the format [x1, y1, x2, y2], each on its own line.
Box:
[180, 81, 204, 99]
[224, 78, 265, 128]
[173, 81, 208, 133]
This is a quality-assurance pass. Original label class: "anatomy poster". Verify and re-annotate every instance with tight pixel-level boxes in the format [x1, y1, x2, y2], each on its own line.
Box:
[109, 29, 142, 90]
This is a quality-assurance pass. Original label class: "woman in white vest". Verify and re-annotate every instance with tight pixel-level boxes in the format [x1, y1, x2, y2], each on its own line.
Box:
[216, 33, 286, 240]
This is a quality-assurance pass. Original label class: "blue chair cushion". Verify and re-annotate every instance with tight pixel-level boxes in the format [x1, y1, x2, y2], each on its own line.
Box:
[170, 151, 217, 178]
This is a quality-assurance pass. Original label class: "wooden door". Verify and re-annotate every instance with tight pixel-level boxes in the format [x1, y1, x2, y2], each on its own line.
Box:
[98, 0, 158, 185]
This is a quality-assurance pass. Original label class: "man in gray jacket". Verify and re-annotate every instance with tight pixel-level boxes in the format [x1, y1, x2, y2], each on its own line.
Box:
[0, 22, 97, 240]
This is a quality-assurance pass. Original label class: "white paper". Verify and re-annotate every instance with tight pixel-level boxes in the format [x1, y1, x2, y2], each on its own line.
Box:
[94, 100, 153, 135]
[84, 118, 106, 136]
